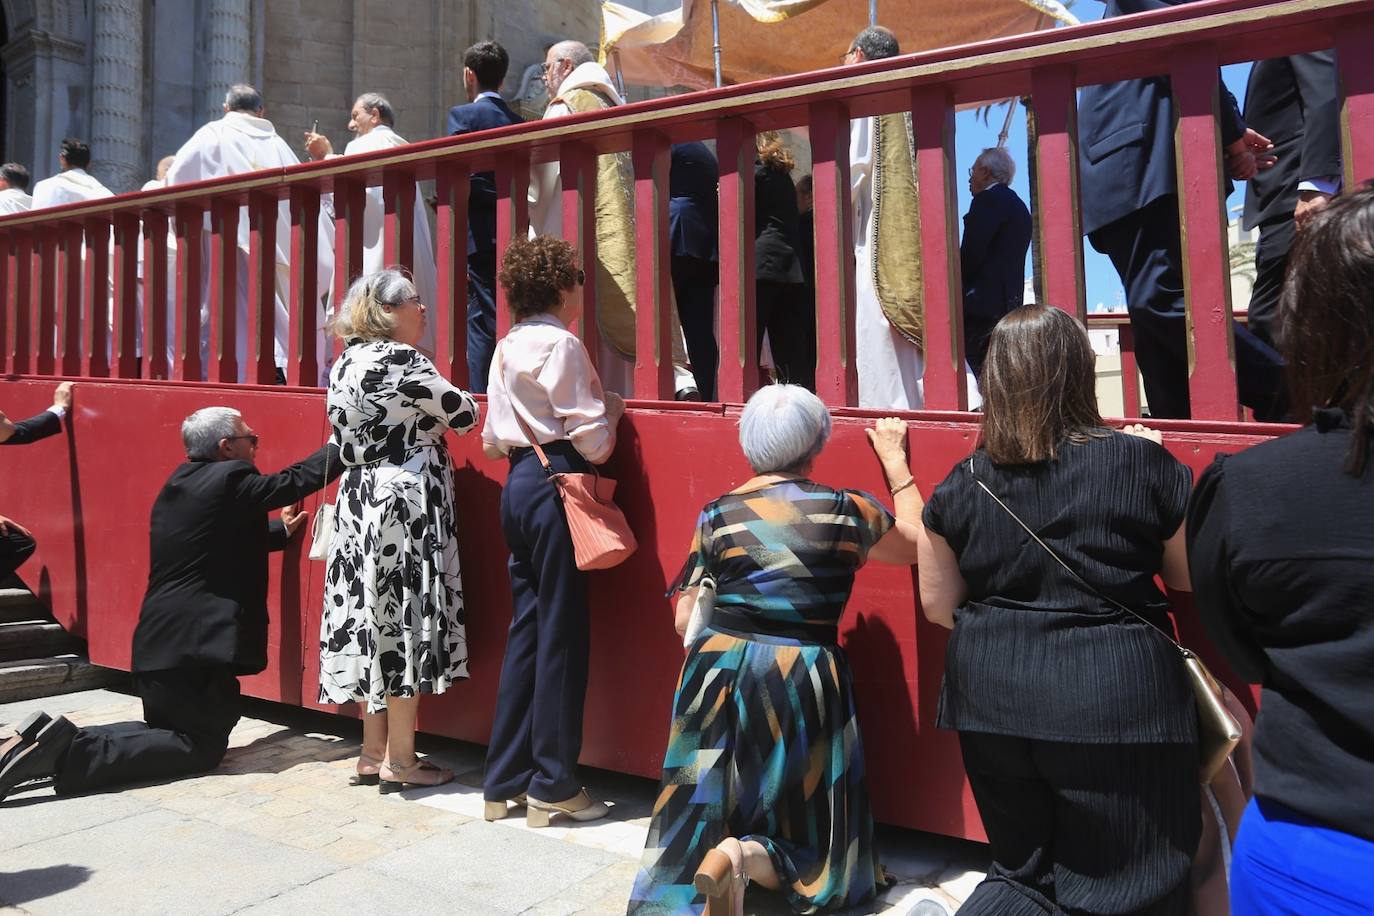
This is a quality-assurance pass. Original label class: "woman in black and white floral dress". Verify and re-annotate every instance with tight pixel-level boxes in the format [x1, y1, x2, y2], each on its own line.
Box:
[320, 268, 479, 791]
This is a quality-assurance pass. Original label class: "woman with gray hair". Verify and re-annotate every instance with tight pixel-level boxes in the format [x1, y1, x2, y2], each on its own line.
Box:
[318, 268, 479, 792]
[629, 385, 923, 915]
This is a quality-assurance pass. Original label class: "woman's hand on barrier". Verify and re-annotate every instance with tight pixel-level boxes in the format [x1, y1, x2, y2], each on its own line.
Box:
[1121, 423, 1162, 445]
[0, 515, 32, 538]
[281, 503, 309, 537]
[604, 392, 626, 425]
[866, 417, 909, 476]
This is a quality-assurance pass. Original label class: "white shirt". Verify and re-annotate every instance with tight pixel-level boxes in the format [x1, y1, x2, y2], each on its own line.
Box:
[481, 314, 613, 463]
[31, 168, 114, 210]
[0, 187, 33, 214]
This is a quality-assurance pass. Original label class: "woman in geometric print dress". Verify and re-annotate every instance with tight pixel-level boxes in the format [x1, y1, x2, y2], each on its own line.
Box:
[319, 268, 479, 792]
[627, 385, 924, 916]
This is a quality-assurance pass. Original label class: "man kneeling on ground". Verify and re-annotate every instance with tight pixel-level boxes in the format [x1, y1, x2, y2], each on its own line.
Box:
[0, 407, 340, 801]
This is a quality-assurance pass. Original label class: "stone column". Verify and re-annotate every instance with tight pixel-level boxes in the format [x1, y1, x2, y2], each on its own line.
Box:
[204, 0, 253, 121]
[90, 0, 145, 193]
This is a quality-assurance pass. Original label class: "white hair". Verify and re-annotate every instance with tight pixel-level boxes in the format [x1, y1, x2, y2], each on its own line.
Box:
[738, 384, 832, 474]
[977, 146, 1016, 184]
[182, 407, 242, 461]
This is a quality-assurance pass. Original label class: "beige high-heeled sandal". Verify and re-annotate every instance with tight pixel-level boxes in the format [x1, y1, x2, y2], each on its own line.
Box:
[694, 839, 748, 916]
[483, 793, 528, 821]
[378, 757, 453, 794]
[524, 788, 609, 828]
[348, 751, 384, 787]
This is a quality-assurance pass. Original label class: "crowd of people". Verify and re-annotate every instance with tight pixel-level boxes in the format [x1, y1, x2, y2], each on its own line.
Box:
[0, 13, 1370, 916]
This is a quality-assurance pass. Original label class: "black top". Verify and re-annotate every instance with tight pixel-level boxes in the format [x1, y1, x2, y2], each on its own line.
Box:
[1188, 408, 1374, 841]
[0, 408, 62, 445]
[924, 433, 1196, 743]
[753, 161, 804, 285]
[132, 446, 340, 675]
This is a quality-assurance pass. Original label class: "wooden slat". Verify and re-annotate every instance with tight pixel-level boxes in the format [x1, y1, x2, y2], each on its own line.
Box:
[716, 117, 758, 404]
[84, 219, 112, 378]
[809, 101, 857, 407]
[1338, 19, 1374, 187]
[632, 131, 674, 400]
[9, 234, 31, 374]
[174, 204, 204, 382]
[433, 162, 470, 385]
[332, 178, 367, 310]
[34, 229, 57, 376]
[141, 212, 170, 380]
[247, 192, 278, 384]
[560, 144, 599, 368]
[0, 234, 7, 374]
[1120, 322, 1142, 418]
[494, 153, 530, 340]
[382, 171, 416, 272]
[1030, 68, 1086, 318]
[288, 186, 321, 387]
[57, 223, 83, 376]
[208, 199, 240, 383]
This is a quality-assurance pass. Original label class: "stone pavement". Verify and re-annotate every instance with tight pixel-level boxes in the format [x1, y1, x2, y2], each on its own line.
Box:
[0, 688, 989, 915]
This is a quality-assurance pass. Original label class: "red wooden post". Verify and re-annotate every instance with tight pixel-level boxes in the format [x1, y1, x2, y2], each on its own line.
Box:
[632, 130, 674, 400]
[289, 186, 321, 387]
[809, 101, 857, 407]
[495, 153, 530, 339]
[912, 86, 967, 411]
[1119, 320, 1141, 418]
[433, 162, 470, 385]
[208, 199, 240, 382]
[174, 204, 204, 382]
[247, 191, 278, 385]
[1172, 44, 1240, 421]
[108, 215, 137, 378]
[142, 211, 170, 380]
[1030, 68, 1086, 318]
[716, 117, 758, 404]
[560, 144, 599, 368]
[0, 234, 8, 374]
[34, 228, 57, 376]
[9, 233, 31, 374]
[382, 170, 416, 272]
[1338, 20, 1374, 190]
[84, 219, 112, 378]
[332, 177, 367, 312]
[57, 222, 83, 376]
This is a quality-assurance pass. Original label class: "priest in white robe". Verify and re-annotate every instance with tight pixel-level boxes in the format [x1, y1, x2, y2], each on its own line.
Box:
[32, 139, 114, 209]
[530, 41, 699, 399]
[167, 84, 321, 381]
[0, 163, 33, 214]
[305, 92, 436, 356]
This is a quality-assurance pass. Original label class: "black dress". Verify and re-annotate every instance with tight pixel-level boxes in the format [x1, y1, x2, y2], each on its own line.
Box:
[923, 433, 1200, 916]
[754, 161, 813, 390]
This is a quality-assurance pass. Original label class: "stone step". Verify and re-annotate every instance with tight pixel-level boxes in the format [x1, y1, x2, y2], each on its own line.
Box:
[0, 655, 125, 704]
[0, 620, 80, 663]
[0, 587, 47, 623]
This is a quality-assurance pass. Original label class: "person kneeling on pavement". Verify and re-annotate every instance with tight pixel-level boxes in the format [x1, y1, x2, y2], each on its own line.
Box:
[0, 406, 341, 801]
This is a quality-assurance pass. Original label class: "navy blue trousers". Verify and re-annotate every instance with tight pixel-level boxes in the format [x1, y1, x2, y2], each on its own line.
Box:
[671, 255, 719, 400]
[1231, 797, 1374, 915]
[484, 442, 592, 803]
[1088, 195, 1287, 421]
[466, 252, 498, 394]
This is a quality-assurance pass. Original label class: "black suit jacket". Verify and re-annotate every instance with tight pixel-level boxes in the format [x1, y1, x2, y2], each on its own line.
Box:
[1243, 51, 1341, 232]
[0, 409, 62, 445]
[446, 95, 524, 258]
[669, 142, 719, 262]
[131, 445, 339, 675]
[1078, 0, 1246, 235]
[961, 183, 1032, 321]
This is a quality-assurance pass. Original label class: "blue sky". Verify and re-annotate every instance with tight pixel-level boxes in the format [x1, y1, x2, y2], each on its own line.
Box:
[952, 0, 1253, 310]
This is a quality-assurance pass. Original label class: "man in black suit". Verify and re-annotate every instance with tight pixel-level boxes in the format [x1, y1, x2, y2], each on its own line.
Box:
[0, 406, 340, 801]
[1242, 51, 1341, 347]
[961, 148, 1032, 376]
[1080, 0, 1286, 420]
[0, 382, 73, 581]
[445, 40, 524, 392]
[669, 141, 720, 399]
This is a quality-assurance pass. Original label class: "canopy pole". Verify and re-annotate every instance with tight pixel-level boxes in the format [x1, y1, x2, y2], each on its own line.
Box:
[869, 0, 877, 25]
[711, 0, 723, 88]
[998, 96, 1018, 147]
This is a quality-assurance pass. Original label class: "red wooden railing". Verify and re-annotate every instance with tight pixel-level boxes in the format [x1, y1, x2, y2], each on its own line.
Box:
[1, 0, 1369, 420]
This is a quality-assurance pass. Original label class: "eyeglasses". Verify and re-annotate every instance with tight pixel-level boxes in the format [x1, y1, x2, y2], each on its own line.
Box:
[540, 59, 568, 77]
[225, 434, 259, 447]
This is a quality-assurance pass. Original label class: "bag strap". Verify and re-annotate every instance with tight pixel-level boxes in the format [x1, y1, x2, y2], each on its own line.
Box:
[495, 338, 563, 477]
[967, 457, 1186, 654]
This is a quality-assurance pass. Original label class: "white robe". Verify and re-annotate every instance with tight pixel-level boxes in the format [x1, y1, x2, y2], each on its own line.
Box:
[530, 62, 696, 397]
[850, 117, 980, 410]
[167, 111, 322, 379]
[0, 188, 33, 214]
[31, 168, 113, 210]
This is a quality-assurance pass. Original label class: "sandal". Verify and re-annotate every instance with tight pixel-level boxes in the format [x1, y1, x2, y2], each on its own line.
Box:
[483, 792, 529, 822]
[349, 751, 384, 787]
[694, 838, 748, 916]
[378, 756, 453, 794]
[525, 788, 609, 828]
[0, 711, 51, 769]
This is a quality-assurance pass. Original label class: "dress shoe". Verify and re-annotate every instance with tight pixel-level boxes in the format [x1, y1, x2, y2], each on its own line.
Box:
[0, 711, 52, 769]
[525, 788, 609, 827]
[0, 715, 77, 802]
[675, 386, 703, 402]
[377, 756, 453, 794]
[694, 838, 748, 916]
[483, 792, 528, 821]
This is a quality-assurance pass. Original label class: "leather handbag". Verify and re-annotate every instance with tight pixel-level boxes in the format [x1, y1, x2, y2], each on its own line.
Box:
[682, 576, 716, 647]
[308, 431, 336, 562]
[969, 459, 1241, 784]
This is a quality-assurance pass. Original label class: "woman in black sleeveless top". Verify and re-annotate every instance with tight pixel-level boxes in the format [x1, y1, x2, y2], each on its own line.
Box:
[919, 304, 1199, 915]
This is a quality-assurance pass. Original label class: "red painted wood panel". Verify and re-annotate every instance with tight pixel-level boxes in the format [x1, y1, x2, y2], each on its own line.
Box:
[57, 223, 83, 377]
[84, 220, 112, 378]
[632, 131, 674, 400]
[495, 154, 530, 339]
[247, 193, 278, 385]
[208, 199, 240, 383]
[560, 144, 600, 363]
[716, 118, 759, 404]
[0, 233, 8, 374]
[141, 212, 170, 381]
[433, 162, 470, 386]
[382, 171, 416, 272]
[174, 205, 204, 383]
[1338, 19, 1374, 187]
[809, 101, 857, 406]
[34, 229, 57, 376]
[288, 187, 321, 387]
[1030, 68, 1086, 319]
[9, 233, 32, 373]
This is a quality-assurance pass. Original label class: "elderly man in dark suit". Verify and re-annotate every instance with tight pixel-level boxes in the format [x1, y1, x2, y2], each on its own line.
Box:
[1080, 0, 1287, 420]
[0, 382, 73, 581]
[1242, 51, 1341, 348]
[0, 406, 339, 801]
[669, 141, 720, 400]
[961, 148, 1032, 376]
[446, 40, 524, 392]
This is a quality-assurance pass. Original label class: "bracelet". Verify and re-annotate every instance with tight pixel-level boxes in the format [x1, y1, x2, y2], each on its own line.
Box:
[890, 475, 916, 496]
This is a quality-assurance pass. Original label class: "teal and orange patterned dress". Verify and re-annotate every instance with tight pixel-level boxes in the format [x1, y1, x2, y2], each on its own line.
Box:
[627, 479, 894, 914]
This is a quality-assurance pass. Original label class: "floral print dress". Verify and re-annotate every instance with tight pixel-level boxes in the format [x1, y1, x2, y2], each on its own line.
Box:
[319, 338, 479, 712]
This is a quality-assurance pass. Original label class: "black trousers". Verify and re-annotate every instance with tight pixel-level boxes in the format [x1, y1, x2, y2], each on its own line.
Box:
[466, 251, 499, 394]
[957, 731, 1200, 916]
[672, 255, 719, 400]
[0, 528, 36, 581]
[54, 667, 241, 795]
[757, 279, 816, 392]
[484, 442, 591, 803]
[963, 313, 1000, 380]
[1246, 218, 1296, 349]
[1088, 195, 1287, 421]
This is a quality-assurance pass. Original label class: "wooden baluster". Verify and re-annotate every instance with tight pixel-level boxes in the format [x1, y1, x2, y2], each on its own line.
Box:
[0, 233, 8, 374]
[433, 162, 470, 385]
[1172, 44, 1240, 420]
[495, 153, 530, 340]
[85, 219, 112, 378]
[208, 199, 240, 382]
[142, 211, 170, 379]
[1030, 69, 1086, 319]
[382, 170, 416, 272]
[34, 228, 57, 375]
[809, 101, 857, 407]
[560, 143, 598, 369]
[57, 222, 83, 376]
[289, 186, 321, 387]
[332, 177, 367, 311]
[247, 191, 278, 384]
[632, 131, 674, 400]
[1338, 20, 1374, 189]
[716, 117, 758, 403]
[1119, 321, 1142, 418]
[9, 233, 31, 373]
[174, 204, 204, 382]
